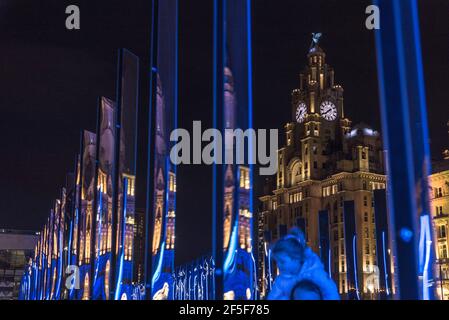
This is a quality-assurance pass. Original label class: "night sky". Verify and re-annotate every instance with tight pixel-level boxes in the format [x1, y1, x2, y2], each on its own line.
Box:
[0, 0, 448, 265]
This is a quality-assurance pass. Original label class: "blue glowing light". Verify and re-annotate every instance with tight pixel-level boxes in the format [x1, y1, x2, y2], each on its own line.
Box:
[400, 227, 413, 243]
[352, 235, 360, 300]
[114, 178, 128, 300]
[419, 215, 432, 300]
[223, 223, 239, 274]
[381, 231, 390, 295]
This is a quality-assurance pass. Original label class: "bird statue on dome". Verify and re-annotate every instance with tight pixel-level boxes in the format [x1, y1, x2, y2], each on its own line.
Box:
[310, 32, 322, 51]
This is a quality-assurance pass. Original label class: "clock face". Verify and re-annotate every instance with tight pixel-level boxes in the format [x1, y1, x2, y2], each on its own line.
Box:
[320, 101, 337, 121]
[296, 102, 307, 123]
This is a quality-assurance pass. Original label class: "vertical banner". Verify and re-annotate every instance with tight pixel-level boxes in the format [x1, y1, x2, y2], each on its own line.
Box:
[41, 221, 47, 299]
[113, 49, 139, 300]
[296, 218, 306, 234]
[373, 189, 393, 299]
[319, 210, 331, 277]
[343, 201, 360, 300]
[39, 222, 47, 300]
[54, 197, 64, 300]
[29, 234, 40, 300]
[263, 230, 273, 297]
[93, 97, 116, 300]
[213, 0, 255, 300]
[69, 155, 81, 300]
[77, 130, 97, 300]
[46, 209, 54, 300]
[65, 159, 78, 300]
[149, 0, 178, 301]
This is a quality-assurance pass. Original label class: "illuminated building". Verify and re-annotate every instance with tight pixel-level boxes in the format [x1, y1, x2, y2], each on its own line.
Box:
[258, 40, 389, 299]
[430, 121, 449, 300]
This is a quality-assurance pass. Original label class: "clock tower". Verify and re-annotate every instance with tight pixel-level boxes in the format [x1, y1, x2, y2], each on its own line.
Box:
[260, 35, 387, 299]
[286, 35, 350, 182]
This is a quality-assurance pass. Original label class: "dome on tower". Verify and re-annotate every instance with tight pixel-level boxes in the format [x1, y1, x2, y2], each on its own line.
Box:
[308, 43, 325, 55]
[346, 123, 379, 138]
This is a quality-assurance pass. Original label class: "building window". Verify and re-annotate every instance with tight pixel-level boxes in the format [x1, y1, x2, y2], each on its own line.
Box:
[332, 184, 338, 194]
[440, 244, 448, 259]
[438, 225, 447, 239]
[364, 212, 369, 223]
[365, 260, 371, 272]
[364, 227, 369, 238]
[363, 181, 367, 190]
[365, 242, 370, 254]
[364, 196, 368, 207]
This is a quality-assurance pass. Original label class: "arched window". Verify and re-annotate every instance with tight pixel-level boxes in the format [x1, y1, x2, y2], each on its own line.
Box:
[105, 260, 110, 299]
[82, 273, 90, 300]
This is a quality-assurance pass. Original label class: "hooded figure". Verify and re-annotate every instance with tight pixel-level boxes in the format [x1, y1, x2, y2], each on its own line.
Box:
[267, 228, 339, 300]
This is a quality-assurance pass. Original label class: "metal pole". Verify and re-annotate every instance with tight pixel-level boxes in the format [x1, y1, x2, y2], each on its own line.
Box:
[110, 49, 123, 300]
[144, 0, 159, 300]
[374, 0, 435, 299]
[212, 0, 225, 300]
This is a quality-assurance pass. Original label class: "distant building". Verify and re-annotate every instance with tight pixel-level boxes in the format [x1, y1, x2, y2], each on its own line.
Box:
[429, 121, 449, 300]
[0, 229, 38, 300]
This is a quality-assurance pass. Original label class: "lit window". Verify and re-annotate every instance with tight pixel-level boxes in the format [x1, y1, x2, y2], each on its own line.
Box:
[244, 171, 250, 190]
[439, 225, 447, 239]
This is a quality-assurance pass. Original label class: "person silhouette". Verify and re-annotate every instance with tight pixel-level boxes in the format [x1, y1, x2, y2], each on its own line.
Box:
[267, 227, 339, 300]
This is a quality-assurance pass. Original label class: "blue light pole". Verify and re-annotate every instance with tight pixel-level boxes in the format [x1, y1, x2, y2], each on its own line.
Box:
[374, 0, 435, 300]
